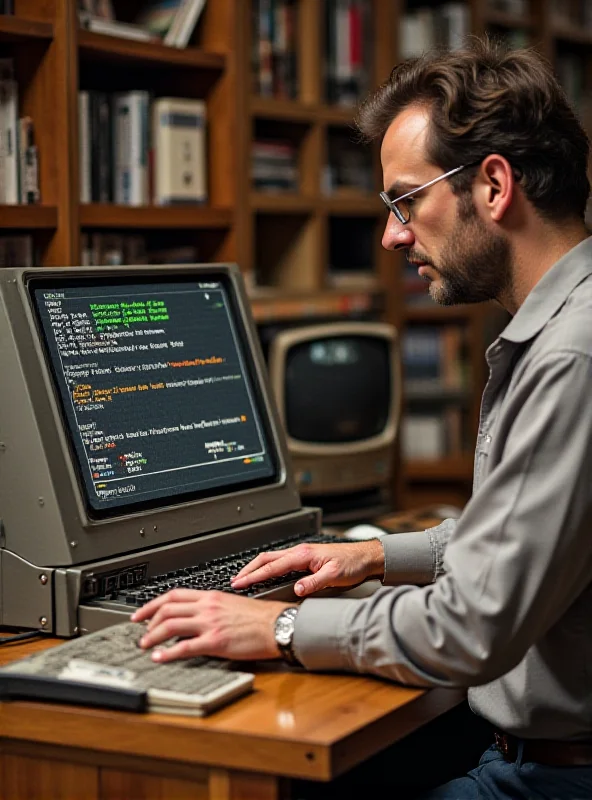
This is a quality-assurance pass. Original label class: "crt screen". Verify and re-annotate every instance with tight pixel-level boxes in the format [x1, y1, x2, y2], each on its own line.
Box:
[284, 335, 391, 444]
[31, 277, 276, 514]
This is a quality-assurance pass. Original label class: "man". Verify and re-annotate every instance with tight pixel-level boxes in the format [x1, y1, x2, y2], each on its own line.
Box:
[133, 39, 592, 798]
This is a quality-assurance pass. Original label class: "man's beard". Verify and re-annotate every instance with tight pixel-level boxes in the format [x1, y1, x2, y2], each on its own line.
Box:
[413, 198, 512, 306]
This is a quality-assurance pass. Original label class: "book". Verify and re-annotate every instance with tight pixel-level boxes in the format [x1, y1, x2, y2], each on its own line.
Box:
[18, 117, 40, 205]
[78, 11, 158, 42]
[0, 58, 18, 204]
[135, 0, 182, 38]
[164, 0, 207, 48]
[152, 97, 207, 205]
[113, 91, 150, 205]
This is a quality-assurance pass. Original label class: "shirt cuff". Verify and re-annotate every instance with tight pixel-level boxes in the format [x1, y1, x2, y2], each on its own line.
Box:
[382, 531, 434, 585]
[293, 596, 362, 672]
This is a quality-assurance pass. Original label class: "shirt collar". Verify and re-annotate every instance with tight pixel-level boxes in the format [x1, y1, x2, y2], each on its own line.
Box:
[501, 236, 592, 344]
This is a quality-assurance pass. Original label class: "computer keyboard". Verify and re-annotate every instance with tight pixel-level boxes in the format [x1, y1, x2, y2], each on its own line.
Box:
[0, 622, 254, 716]
[94, 530, 343, 608]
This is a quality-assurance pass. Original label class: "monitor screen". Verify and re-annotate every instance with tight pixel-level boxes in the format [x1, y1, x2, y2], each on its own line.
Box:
[30, 275, 277, 516]
[284, 334, 391, 444]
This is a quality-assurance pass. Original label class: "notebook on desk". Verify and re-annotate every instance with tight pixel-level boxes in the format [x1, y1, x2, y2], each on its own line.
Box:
[0, 622, 255, 716]
[0, 264, 341, 637]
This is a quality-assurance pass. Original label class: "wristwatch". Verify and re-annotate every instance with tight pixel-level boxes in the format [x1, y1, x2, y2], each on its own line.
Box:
[274, 606, 301, 666]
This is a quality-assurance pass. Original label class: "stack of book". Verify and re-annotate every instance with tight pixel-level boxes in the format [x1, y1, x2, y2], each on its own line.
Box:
[78, 0, 207, 48]
[400, 3, 469, 60]
[79, 92, 207, 206]
[251, 139, 298, 192]
[0, 59, 40, 205]
[252, 0, 298, 99]
[80, 233, 198, 266]
[401, 325, 469, 460]
[324, 0, 372, 107]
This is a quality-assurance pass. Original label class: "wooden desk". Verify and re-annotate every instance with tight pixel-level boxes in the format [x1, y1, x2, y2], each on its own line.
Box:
[0, 636, 463, 799]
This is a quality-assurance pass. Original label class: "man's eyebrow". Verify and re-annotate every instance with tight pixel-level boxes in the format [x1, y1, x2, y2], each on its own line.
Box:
[384, 180, 419, 198]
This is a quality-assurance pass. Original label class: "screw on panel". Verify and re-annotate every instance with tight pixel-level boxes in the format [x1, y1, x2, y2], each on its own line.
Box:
[38, 497, 45, 506]
[153, 525, 158, 533]
[70, 540, 77, 548]
[237, 506, 242, 513]
[39, 574, 48, 585]
[39, 617, 48, 628]
[140, 528, 146, 537]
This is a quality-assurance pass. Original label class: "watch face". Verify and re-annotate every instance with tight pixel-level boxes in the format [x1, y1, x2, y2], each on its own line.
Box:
[275, 617, 295, 647]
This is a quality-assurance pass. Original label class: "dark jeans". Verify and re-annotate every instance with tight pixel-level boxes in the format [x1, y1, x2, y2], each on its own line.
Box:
[419, 744, 592, 799]
[291, 702, 592, 800]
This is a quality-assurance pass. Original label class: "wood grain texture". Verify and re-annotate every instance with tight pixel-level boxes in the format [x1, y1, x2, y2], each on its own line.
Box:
[100, 768, 208, 800]
[0, 636, 462, 782]
[0, 15, 53, 41]
[78, 31, 225, 71]
[1, 753, 99, 800]
[79, 205, 233, 230]
[0, 205, 57, 228]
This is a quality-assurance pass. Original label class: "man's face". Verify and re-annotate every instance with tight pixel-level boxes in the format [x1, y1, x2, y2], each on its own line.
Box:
[380, 106, 512, 306]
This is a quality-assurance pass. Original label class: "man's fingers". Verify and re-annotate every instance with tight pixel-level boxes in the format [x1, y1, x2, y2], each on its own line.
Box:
[146, 601, 200, 632]
[231, 551, 303, 588]
[150, 632, 218, 663]
[131, 589, 203, 622]
[233, 549, 290, 582]
[294, 563, 339, 597]
[140, 616, 202, 650]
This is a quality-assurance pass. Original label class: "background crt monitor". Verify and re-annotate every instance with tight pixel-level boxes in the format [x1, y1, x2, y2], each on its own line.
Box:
[31, 274, 277, 517]
[268, 321, 401, 451]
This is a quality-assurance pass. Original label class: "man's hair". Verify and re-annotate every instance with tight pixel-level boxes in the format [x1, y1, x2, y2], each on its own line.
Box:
[356, 38, 590, 221]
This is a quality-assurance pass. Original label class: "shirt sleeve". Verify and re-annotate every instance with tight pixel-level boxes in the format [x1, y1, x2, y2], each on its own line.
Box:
[382, 518, 457, 585]
[294, 352, 592, 687]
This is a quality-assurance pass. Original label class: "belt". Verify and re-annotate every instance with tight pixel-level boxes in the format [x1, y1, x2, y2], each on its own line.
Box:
[495, 731, 592, 767]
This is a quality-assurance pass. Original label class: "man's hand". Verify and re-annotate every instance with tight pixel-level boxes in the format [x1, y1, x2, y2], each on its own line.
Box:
[131, 590, 291, 663]
[231, 539, 385, 597]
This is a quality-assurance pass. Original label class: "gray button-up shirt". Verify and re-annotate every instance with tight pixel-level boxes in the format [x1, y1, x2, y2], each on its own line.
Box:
[294, 236, 592, 740]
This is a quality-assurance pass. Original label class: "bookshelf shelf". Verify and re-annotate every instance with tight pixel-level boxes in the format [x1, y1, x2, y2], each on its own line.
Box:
[0, 206, 57, 229]
[249, 97, 357, 127]
[482, 10, 535, 28]
[77, 30, 226, 71]
[405, 455, 474, 481]
[250, 193, 316, 213]
[0, 16, 54, 42]
[320, 105, 358, 126]
[79, 205, 232, 229]
[250, 96, 318, 123]
[550, 23, 592, 45]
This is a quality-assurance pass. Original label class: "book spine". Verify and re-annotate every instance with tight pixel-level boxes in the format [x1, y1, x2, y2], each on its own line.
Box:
[0, 64, 19, 204]
[79, 91, 91, 203]
[18, 117, 40, 204]
[113, 92, 132, 205]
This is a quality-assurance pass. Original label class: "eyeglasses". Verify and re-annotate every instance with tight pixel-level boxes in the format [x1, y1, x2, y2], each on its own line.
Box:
[379, 164, 471, 224]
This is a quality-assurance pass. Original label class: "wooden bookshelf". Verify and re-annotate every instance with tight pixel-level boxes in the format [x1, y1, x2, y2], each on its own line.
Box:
[0, 15, 53, 42]
[0, 205, 57, 228]
[77, 30, 226, 71]
[2, 0, 588, 508]
[79, 205, 232, 229]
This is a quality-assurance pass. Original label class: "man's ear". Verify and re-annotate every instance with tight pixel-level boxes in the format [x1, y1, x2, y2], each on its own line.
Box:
[476, 155, 514, 222]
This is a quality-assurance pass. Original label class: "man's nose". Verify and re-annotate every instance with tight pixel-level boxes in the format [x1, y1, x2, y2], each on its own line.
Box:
[382, 213, 415, 251]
